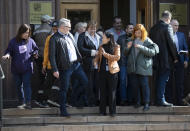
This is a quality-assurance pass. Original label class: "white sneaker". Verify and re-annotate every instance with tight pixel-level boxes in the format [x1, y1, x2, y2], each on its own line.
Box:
[47, 100, 60, 107]
[17, 104, 26, 109]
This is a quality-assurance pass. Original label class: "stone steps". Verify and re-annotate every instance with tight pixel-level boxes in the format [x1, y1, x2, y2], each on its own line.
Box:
[2, 106, 190, 131]
[2, 123, 190, 131]
[3, 106, 190, 116]
[3, 114, 190, 125]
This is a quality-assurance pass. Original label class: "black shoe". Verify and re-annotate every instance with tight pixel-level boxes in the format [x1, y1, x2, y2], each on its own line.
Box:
[176, 102, 187, 106]
[157, 101, 173, 107]
[110, 113, 116, 117]
[120, 101, 127, 106]
[134, 103, 141, 108]
[60, 112, 71, 117]
[143, 104, 150, 111]
[88, 104, 96, 107]
[100, 113, 107, 116]
[25, 103, 32, 110]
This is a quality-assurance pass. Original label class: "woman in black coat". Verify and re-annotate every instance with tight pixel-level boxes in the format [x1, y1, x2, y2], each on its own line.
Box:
[77, 20, 102, 106]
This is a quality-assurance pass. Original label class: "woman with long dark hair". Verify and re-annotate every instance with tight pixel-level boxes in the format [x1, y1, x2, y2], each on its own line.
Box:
[94, 32, 120, 116]
[2, 24, 38, 109]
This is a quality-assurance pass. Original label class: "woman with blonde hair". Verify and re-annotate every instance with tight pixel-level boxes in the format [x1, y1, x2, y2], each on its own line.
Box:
[125, 24, 159, 111]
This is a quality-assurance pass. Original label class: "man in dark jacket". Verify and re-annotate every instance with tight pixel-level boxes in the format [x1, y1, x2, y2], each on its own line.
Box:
[117, 23, 134, 105]
[149, 10, 178, 106]
[166, 19, 189, 105]
[49, 18, 88, 117]
[32, 15, 54, 106]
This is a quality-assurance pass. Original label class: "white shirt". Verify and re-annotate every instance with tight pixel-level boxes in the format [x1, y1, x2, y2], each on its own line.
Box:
[74, 32, 79, 43]
[174, 33, 179, 52]
[65, 35, 78, 62]
[85, 31, 100, 50]
[58, 30, 78, 62]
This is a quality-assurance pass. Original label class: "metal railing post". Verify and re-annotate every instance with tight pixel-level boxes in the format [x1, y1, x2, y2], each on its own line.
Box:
[0, 64, 5, 127]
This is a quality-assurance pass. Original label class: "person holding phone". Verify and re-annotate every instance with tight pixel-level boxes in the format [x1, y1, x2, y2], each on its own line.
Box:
[125, 24, 159, 111]
[2, 24, 38, 109]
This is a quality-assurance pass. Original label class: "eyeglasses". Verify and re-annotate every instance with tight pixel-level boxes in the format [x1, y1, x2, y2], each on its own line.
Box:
[60, 26, 71, 29]
[64, 26, 71, 29]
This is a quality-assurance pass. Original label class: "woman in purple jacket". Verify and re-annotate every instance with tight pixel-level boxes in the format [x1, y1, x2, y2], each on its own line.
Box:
[2, 24, 38, 109]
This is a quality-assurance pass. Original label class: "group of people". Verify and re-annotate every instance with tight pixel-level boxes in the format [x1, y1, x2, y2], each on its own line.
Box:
[2, 10, 189, 117]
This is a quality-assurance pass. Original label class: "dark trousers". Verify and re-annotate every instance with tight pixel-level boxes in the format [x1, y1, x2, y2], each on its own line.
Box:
[129, 74, 150, 104]
[32, 57, 46, 102]
[59, 62, 88, 114]
[43, 69, 58, 101]
[83, 68, 99, 106]
[99, 71, 118, 114]
[166, 62, 185, 104]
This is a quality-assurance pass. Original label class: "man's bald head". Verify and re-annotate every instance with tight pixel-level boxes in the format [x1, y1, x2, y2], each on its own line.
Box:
[170, 19, 179, 33]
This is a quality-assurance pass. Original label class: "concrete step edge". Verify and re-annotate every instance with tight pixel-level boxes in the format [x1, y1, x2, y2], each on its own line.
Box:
[3, 106, 190, 116]
[2, 123, 190, 131]
[3, 114, 190, 125]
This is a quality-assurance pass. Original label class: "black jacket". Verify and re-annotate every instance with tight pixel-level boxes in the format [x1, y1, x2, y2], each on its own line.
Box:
[49, 32, 82, 72]
[149, 20, 178, 71]
[117, 34, 130, 66]
[77, 32, 101, 70]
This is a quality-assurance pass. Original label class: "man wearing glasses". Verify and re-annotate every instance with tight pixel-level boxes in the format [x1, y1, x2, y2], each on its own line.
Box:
[49, 18, 88, 117]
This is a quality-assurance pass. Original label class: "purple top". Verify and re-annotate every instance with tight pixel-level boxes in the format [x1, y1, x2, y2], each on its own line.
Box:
[5, 37, 38, 74]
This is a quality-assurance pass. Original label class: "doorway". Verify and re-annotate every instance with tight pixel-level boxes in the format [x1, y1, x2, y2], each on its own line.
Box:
[100, 0, 130, 30]
[60, 2, 99, 32]
[137, 0, 153, 31]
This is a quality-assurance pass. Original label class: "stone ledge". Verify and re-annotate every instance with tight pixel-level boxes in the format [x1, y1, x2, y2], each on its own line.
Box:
[3, 106, 190, 116]
[3, 114, 190, 125]
[2, 123, 190, 131]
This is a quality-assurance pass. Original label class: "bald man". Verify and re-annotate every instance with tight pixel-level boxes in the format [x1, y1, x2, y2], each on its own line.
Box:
[166, 19, 189, 105]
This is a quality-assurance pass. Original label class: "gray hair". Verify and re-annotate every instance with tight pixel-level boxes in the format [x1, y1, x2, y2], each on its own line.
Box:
[161, 10, 172, 20]
[59, 18, 71, 27]
[74, 22, 87, 32]
[171, 19, 179, 23]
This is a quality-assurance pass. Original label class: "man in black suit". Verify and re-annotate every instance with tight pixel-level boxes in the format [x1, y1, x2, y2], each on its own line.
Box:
[149, 10, 178, 106]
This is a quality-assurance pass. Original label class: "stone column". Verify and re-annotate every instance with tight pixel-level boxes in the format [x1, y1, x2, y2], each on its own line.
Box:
[130, 0, 136, 25]
[0, 0, 29, 105]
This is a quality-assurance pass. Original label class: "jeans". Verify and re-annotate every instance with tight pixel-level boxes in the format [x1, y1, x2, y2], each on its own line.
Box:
[59, 62, 88, 114]
[119, 66, 127, 101]
[71, 75, 87, 106]
[129, 74, 150, 104]
[13, 71, 32, 104]
[156, 69, 170, 103]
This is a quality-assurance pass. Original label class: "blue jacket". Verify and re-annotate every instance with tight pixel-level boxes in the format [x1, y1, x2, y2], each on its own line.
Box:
[176, 32, 188, 63]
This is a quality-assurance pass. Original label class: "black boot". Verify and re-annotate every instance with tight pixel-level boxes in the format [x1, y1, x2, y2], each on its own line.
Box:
[134, 102, 141, 108]
[60, 110, 70, 117]
[25, 102, 32, 110]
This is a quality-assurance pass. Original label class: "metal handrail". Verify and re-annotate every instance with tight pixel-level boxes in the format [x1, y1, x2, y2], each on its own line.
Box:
[0, 64, 5, 127]
[0, 64, 5, 80]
